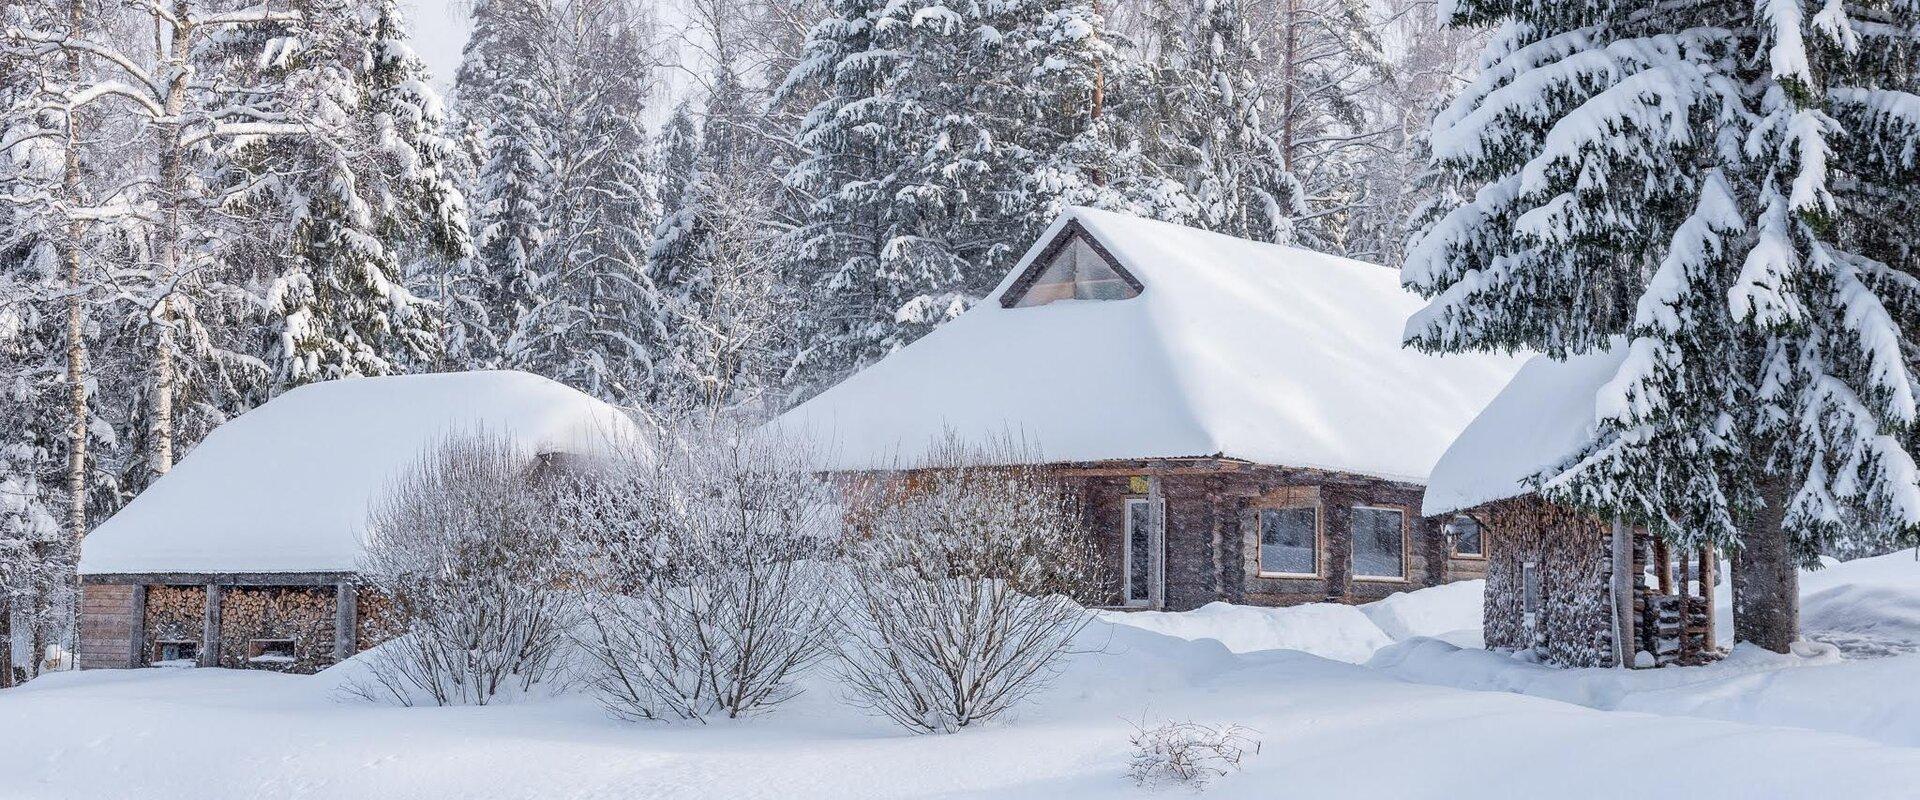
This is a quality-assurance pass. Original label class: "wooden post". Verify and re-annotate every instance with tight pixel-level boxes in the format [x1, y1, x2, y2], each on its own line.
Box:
[1699, 547, 1717, 653]
[1610, 520, 1636, 667]
[199, 584, 222, 667]
[1147, 477, 1167, 610]
[333, 583, 356, 661]
[1653, 538, 1674, 595]
[129, 584, 148, 667]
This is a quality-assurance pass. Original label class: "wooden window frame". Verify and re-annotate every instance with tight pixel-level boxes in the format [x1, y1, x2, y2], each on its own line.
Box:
[1122, 497, 1154, 607]
[998, 220, 1145, 308]
[1254, 504, 1323, 579]
[1448, 513, 1489, 560]
[1350, 504, 1411, 582]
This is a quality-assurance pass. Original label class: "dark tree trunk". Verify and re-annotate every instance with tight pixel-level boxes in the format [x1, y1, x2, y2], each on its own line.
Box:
[0, 594, 13, 688]
[1733, 476, 1799, 653]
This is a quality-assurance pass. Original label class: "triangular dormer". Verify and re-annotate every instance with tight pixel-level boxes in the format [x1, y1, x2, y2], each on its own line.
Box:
[1000, 220, 1144, 308]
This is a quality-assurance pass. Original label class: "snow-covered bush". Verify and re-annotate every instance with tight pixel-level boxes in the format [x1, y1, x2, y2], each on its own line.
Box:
[1127, 720, 1260, 790]
[350, 430, 580, 706]
[835, 436, 1103, 733]
[563, 420, 842, 722]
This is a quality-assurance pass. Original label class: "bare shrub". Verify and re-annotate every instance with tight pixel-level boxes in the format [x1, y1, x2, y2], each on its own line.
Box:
[350, 430, 580, 706]
[1127, 720, 1261, 790]
[835, 435, 1104, 733]
[563, 419, 842, 722]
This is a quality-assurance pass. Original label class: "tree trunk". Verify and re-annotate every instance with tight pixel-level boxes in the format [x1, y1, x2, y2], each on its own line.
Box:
[64, 0, 90, 544]
[0, 594, 14, 688]
[1733, 475, 1799, 653]
[146, 0, 192, 480]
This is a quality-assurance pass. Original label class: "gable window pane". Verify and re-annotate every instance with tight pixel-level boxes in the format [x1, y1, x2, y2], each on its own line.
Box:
[1449, 515, 1484, 557]
[1013, 234, 1138, 307]
[1351, 507, 1405, 579]
[1259, 507, 1316, 575]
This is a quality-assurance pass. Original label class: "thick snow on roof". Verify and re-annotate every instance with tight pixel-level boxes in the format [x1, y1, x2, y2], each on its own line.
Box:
[1422, 345, 1629, 516]
[79, 371, 637, 575]
[771, 208, 1524, 482]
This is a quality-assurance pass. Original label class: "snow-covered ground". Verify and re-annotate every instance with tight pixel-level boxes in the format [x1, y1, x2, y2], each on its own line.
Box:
[4, 551, 1917, 799]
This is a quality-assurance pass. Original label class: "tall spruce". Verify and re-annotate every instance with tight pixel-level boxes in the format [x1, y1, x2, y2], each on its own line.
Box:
[1404, 0, 1920, 650]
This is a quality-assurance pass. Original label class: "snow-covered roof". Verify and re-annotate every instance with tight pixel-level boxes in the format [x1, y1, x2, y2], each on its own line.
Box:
[1422, 344, 1628, 516]
[770, 207, 1524, 482]
[79, 371, 638, 575]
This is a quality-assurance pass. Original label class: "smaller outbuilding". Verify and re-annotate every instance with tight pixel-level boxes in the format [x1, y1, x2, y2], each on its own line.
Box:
[1423, 344, 1720, 668]
[75, 370, 636, 673]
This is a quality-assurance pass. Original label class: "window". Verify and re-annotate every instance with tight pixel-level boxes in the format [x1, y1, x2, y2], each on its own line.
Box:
[1258, 507, 1318, 576]
[248, 639, 297, 666]
[1448, 515, 1486, 558]
[152, 640, 198, 665]
[1124, 498, 1154, 605]
[1011, 234, 1139, 307]
[1350, 506, 1406, 580]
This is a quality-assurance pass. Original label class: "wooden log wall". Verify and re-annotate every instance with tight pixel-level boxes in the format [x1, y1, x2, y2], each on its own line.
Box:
[216, 586, 338, 672]
[143, 585, 207, 665]
[1064, 460, 1449, 611]
[1480, 496, 1617, 668]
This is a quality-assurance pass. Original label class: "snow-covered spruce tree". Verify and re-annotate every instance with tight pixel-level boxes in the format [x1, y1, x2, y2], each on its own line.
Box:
[0, 240, 76, 687]
[779, 0, 1169, 385]
[562, 419, 841, 722]
[249, 0, 462, 391]
[1405, 0, 1920, 651]
[450, 0, 559, 369]
[354, 430, 578, 706]
[836, 436, 1103, 733]
[508, 0, 657, 404]
[1186, 0, 1305, 243]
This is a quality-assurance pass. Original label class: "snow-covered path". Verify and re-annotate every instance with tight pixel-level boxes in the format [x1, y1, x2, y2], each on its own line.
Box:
[3, 624, 1917, 799]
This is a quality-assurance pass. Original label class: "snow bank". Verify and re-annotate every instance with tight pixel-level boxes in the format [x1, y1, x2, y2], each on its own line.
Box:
[1096, 602, 1393, 662]
[1358, 579, 1484, 642]
[772, 207, 1522, 482]
[79, 371, 640, 575]
[1370, 637, 1920, 748]
[9, 618, 1920, 798]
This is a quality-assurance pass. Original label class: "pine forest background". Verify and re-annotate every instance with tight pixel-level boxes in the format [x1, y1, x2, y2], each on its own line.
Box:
[0, 0, 1482, 666]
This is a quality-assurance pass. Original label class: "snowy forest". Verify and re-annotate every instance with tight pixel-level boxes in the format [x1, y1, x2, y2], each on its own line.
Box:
[0, 0, 1477, 670]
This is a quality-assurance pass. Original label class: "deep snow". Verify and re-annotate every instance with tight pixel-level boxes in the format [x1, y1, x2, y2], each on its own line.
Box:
[5, 550, 1917, 799]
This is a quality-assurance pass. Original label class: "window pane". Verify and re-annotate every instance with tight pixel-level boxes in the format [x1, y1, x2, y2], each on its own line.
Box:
[1351, 507, 1405, 578]
[1013, 235, 1138, 307]
[1259, 507, 1316, 574]
[1450, 515, 1484, 556]
[1127, 500, 1152, 602]
[1523, 562, 1542, 615]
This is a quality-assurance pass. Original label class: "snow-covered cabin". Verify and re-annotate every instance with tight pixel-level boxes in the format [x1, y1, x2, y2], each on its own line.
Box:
[1424, 346, 1720, 668]
[771, 208, 1523, 611]
[75, 371, 636, 673]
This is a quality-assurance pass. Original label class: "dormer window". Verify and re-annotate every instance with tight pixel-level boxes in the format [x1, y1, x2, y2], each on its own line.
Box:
[1001, 221, 1143, 308]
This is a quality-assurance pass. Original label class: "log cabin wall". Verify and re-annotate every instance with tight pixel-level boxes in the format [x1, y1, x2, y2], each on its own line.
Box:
[1064, 459, 1452, 610]
[1480, 496, 1616, 668]
[78, 575, 366, 673]
[142, 585, 207, 665]
[217, 587, 337, 672]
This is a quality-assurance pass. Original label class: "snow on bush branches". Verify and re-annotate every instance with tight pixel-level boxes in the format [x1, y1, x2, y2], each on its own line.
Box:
[1127, 719, 1261, 790]
[835, 435, 1105, 734]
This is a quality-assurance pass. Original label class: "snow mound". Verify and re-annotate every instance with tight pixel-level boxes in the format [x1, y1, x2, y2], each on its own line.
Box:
[1359, 580, 1484, 642]
[1096, 601, 1393, 662]
[79, 370, 640, 575]
[772, 207, 1522, 482]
